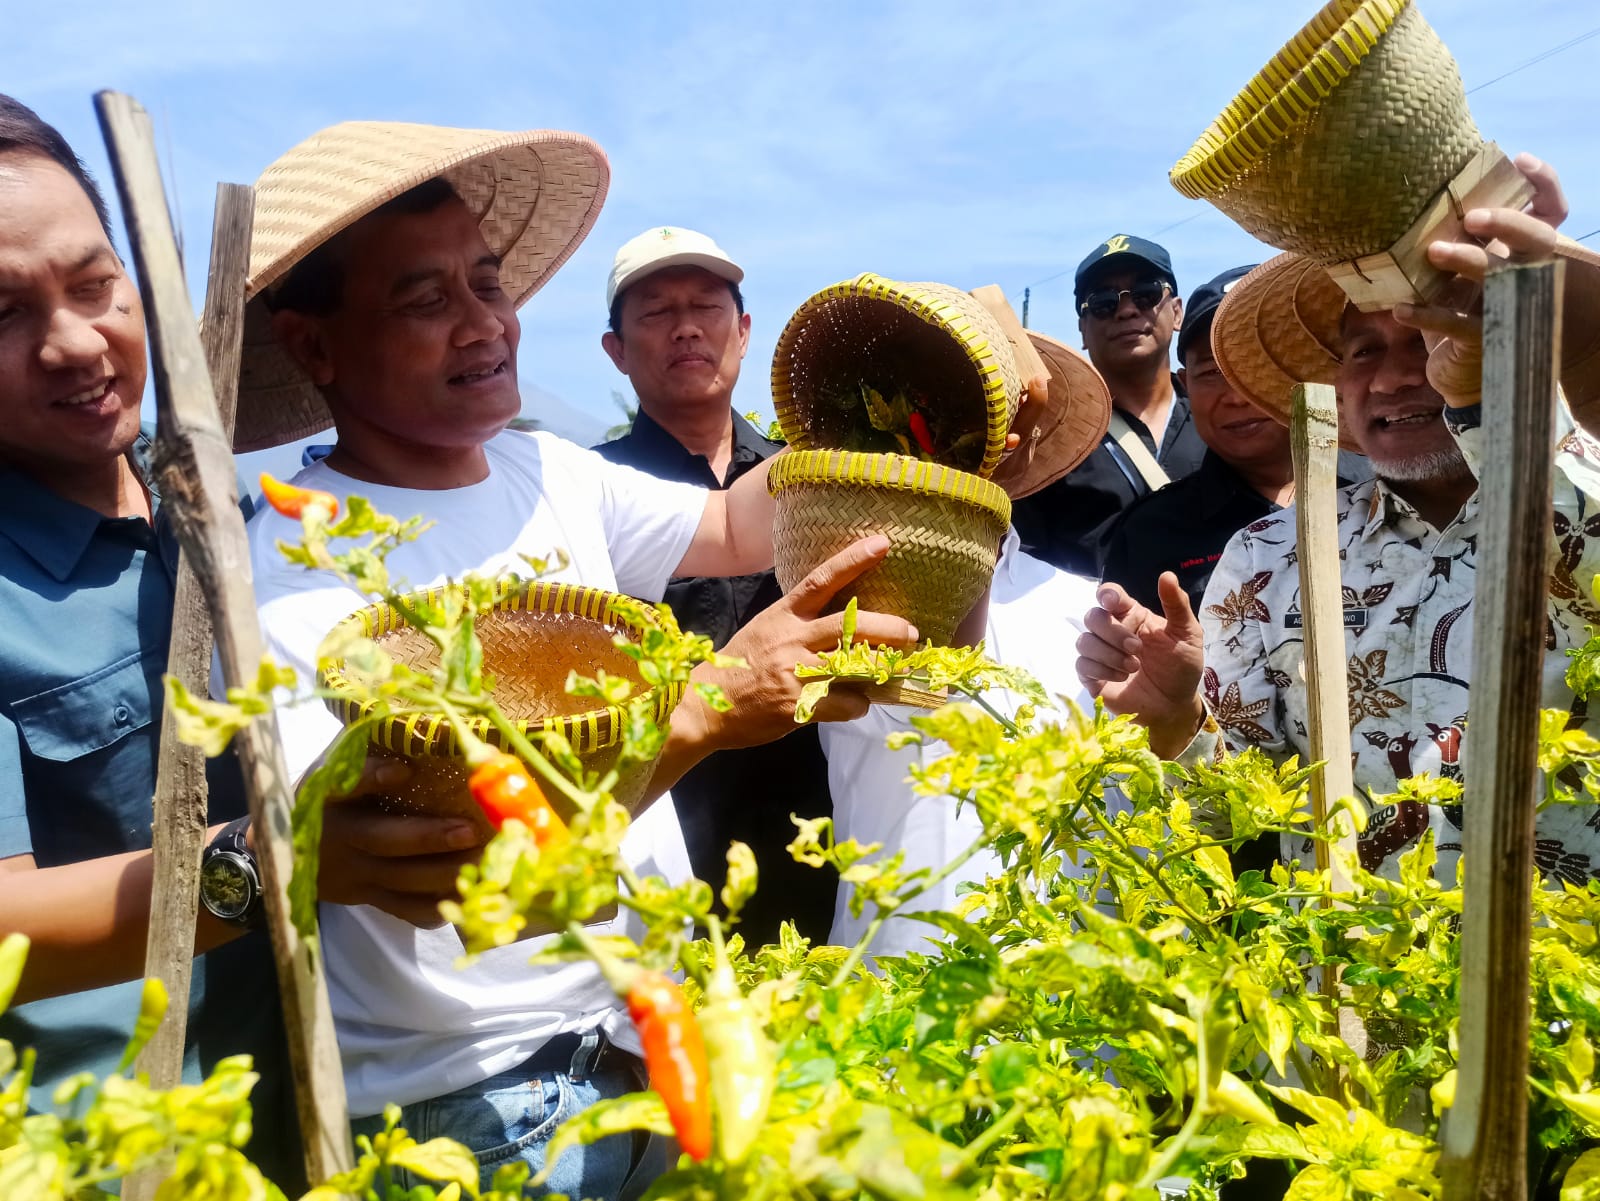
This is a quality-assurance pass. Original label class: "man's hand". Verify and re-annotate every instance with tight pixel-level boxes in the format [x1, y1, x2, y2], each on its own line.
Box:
[303, 754, 488, 928]
[1394, 153, 1568, 407]
[1076, 572, 1206, 758]
[695, 534, 921, 747]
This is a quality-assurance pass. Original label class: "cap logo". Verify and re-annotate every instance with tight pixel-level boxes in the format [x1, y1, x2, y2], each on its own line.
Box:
[659, 227, 676, 241]
[1222, 279, 1238, 293]
[1103, 234, 1132, 255]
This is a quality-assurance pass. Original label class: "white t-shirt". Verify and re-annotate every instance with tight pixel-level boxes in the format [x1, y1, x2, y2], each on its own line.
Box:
[247, 430, 708, 1116]
[820, 528, 1100, 956]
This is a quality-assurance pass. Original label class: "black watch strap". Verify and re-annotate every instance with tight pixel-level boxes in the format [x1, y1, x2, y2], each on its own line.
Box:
[200, 816, 263, 929]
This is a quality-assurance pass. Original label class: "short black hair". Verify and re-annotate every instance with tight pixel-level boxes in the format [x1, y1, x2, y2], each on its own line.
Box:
[267, 176, 463, 316]
[0, 94, 112, 238]
[607, 278, 744, 337]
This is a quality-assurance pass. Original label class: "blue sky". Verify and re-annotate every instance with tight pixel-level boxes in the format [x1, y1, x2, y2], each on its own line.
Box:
[6, 1, 1597, 474]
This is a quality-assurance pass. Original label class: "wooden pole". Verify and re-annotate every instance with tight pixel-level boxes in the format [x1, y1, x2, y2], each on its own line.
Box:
[124, 184, 255, 1201]
[1439, 259, 1564, 1201]
[1290, 383, 1357, 895]
[94, 92, 354, 1184]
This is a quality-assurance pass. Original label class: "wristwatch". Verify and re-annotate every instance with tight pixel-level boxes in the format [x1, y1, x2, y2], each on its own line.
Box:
[200, 817, 263, 928]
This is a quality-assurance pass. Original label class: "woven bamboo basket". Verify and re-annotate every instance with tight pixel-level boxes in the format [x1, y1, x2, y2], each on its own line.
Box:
[1170, 0, 1483, 265]
[319, 581, 683, 832]
[769, 450, 1011, 649]
[771, 274, 1022, 478]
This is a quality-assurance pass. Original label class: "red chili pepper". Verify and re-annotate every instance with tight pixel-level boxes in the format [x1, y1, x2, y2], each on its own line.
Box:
[467, 752, 567, 847]
[908, 410, 937, 457]
[259, 473, 339, 521]
[628, 971, 713, 1162]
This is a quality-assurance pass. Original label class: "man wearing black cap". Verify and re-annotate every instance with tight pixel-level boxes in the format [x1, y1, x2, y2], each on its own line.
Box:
[1011, 235, 1207, 577]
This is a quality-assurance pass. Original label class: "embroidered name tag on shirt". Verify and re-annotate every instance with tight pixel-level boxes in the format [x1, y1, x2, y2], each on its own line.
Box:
[1284, 608, 1368, 630]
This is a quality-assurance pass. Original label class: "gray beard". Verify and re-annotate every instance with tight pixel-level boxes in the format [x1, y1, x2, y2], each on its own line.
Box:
[1372, 444, 1472, 484]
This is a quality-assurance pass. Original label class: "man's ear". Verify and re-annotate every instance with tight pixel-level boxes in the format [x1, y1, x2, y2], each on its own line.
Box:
[601, 330, 627, 373]
[736, 311, 751, 360]
[270, 310, 335, 387]
[1177, 366, 1189, 394]
[1171, 296, 1184, 331]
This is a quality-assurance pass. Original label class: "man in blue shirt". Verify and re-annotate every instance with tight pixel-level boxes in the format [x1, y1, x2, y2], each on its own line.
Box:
[0, 95, 299, 1187]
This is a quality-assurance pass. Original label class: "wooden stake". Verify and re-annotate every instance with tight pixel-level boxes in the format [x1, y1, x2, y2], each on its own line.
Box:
[1439, 260, 1564, 1201]
[1290, 383, 1357, 897]
[94, 91, 353, 1184]
[124, 184, 256, 1201]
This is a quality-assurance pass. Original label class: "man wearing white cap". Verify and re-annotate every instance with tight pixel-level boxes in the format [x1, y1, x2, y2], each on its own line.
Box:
[596, 227, 837, 945]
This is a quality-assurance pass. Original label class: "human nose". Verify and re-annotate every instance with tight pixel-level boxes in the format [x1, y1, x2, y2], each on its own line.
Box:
[37, 305, 111, 372]
[1370, 339, 1428, 395]
[1114, 290, 1141, 319]
[453, 290, 508, 346]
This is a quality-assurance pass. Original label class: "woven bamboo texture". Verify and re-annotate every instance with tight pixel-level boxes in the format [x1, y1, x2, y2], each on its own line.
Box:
[235, 122, 609, 451]
[1170, 0, 1481, 264]
[771, 274, 1022, 478]
[320, 580, 678, 820]
[769, 450, 1011, 645]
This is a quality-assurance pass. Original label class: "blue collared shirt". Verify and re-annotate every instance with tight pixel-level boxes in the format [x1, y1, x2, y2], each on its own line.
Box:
[0, 431, 299, 1184]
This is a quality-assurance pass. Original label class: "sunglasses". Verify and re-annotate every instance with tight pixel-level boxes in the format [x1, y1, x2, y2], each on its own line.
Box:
[1079, 280, 1171, 320]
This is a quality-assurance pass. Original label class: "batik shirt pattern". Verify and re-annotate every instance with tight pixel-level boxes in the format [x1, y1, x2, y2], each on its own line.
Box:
[1196, 405, 1600, 884]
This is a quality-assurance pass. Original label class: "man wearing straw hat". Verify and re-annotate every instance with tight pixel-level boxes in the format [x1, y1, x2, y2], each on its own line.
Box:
[594, 225, 838, 946]
[1011, 235, 1206, 577]
[236, 121, 918, 1195]
[1075, 157, 1600, 885]
[0, 95, 301, 1187]
[822, 330, 1113, 955]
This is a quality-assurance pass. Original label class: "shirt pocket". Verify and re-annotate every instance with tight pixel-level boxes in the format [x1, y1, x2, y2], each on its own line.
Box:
[11, 648, 159, 762]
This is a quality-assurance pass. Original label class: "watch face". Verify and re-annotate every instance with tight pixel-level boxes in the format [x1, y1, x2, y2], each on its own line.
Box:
[201, 853, 255, 921]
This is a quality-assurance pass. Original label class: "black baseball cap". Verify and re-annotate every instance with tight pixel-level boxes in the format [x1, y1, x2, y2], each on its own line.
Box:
[1175, 264, 1258, 364]
[1074, 234, 1178, 305]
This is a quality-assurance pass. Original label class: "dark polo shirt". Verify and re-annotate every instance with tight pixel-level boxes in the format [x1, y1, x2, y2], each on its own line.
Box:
[1010, 379, 1207, 578]
[594, 410, 837, 944]
[0, 430, 300, 1189]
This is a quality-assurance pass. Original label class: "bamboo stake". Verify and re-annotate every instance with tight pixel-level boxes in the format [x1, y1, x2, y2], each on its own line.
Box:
[1439, 260, 1564, 1201]
[94, 91, 353, 1184]
[124, 184, 255, 1201]
[1290, 383, 1357, 894]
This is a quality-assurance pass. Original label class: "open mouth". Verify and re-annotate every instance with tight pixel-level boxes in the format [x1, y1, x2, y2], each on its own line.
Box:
[55, 379, 114, 408]
[449, 361, 508, 386]
[1374, 410, 1439, 430]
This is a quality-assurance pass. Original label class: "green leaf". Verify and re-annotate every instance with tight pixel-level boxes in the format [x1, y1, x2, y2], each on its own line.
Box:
[1562, 1147, 1600, 1201]
[0, 933, 29, 1013]
[118, 977, 169, 1072]
[289, 720, 372, 943]
[722, 841, 759, 918]
[795, 680, 833, 724]
[532, 1092, 672, 1186]
[391, 1137, 482, 1196]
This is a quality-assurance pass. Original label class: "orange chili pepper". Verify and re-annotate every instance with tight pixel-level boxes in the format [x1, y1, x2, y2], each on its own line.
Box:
[467, 752, 567, 847]
[259, 473, 339, 521]
[908, 410, 937, 457]
[628, 971, 713, 1162]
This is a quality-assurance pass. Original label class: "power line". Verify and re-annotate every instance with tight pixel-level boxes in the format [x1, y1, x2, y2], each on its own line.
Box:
[1467, 25, 1600, 94]
[1576, 229, 1600, 244]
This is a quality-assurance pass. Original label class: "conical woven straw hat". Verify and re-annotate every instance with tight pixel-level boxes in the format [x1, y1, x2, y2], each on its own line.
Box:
[235, 121, 608, 452]
[1170, 0, 1481, 265]
[987, 331, 1111, 500]
[1212, 237, 1600, 449]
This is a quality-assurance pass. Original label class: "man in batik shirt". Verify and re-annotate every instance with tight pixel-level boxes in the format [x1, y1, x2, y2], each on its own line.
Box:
[1074, 155, 1600, 882]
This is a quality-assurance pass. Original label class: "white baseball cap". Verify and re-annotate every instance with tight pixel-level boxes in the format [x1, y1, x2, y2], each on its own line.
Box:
[606, 226, 744, 310]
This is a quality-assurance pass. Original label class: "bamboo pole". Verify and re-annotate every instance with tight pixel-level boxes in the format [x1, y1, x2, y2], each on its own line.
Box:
[1439, 259, 1564, 1201]
[124, 184, 255, 1201]
[94, 91, 353, 1185]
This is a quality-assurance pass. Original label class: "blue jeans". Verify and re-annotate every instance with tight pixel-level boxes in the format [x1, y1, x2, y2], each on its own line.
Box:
[352, 1033, 668, 1199]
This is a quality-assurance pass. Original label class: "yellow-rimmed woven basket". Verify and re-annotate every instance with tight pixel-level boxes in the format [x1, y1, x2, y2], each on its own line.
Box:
[771, 274, 1022, 478]
[320, 580, 683, 830]
[1170, 0, 1482, 264]
[769, 450, 1011, 647]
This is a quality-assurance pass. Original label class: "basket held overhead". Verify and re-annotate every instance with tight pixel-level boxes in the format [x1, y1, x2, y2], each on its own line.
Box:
[771, 274, 1022, 478]
[769, 450, 1011, 648]
[320, 580, 683, 832]
[1169, 0, 1528, 307]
